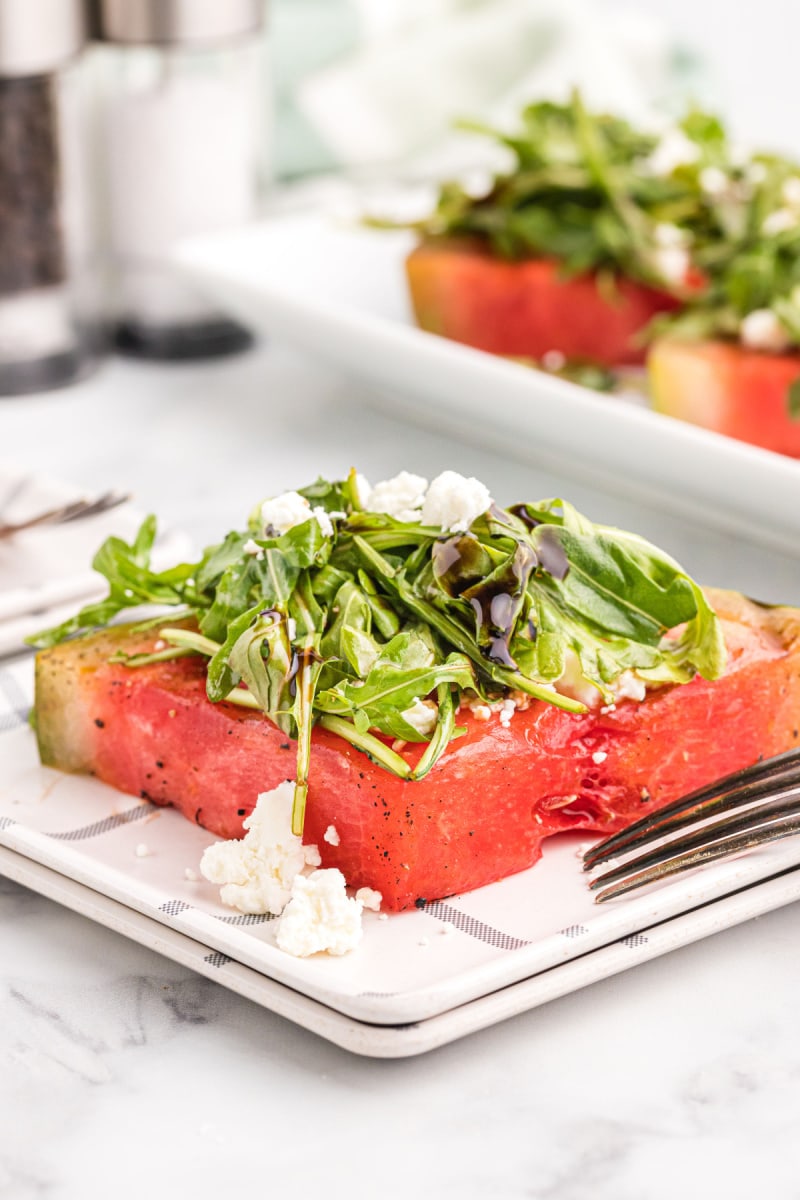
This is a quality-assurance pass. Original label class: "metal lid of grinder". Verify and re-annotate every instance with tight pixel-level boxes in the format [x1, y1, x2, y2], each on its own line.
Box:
[92, 0, 265, 46]
[0, 0, 88, 78]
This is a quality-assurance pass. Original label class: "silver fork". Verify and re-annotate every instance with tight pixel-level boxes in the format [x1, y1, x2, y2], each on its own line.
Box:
[0, 490, 131, 539]
[583, 748, 800, 902]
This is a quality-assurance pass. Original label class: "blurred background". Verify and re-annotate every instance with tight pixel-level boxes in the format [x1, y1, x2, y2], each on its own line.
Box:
[1, 0, 794, 393]
[272, 0, 794, 181]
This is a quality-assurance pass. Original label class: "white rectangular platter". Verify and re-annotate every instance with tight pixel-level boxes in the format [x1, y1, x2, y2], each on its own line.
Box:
[4, 655, 800, 1056]
[177, 214, 800, 557]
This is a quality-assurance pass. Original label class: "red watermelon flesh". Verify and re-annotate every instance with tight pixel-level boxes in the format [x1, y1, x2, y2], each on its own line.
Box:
[33, 590, 800, 910]
[649, 337, 800, 458]
[406, 239, 682, 367]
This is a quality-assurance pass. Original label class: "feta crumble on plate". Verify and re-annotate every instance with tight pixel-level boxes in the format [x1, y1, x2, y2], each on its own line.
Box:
[276, 869, 364, 958]
[200, 782, 382, 956]
[200, 780, 321, 916]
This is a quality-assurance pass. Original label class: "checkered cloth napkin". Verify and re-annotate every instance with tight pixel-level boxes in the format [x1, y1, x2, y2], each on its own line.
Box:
[0, 656, 32, 738]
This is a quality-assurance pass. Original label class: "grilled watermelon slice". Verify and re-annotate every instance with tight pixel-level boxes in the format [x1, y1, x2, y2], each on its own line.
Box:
[406, 239, 681, 367]
[33, 589, 800, 910]
[648, 338, 800, 457]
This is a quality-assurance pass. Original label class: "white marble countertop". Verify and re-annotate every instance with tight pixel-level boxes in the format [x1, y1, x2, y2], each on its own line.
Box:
[3, 344, 800, 1199]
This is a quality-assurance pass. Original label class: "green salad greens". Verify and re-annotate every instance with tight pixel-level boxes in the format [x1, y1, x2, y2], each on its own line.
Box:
[406, 92, 800, 355]
[28, 470, 726, 834]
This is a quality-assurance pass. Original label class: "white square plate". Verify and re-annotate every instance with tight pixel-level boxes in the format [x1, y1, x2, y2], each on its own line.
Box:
[177, 214, 800, 557]
[4, 656, 800, 1057]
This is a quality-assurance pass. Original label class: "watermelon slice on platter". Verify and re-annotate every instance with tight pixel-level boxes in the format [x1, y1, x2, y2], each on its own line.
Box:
[406, 239, 681, 368]
[648, 338, 800, 458]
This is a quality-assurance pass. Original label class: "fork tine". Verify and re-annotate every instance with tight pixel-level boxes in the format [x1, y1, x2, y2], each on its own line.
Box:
[0, 490, 130, 537]
[59, 492, 128, 522]
[591, 806, 800, 902]
[588, 786, 800, 891]
[582, 747, 800, 870]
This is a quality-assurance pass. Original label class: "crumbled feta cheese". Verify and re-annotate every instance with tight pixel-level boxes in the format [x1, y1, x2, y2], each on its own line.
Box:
[401, 696, 438, 737]
[276, 869, 363, 957]
[259, 491, 338, 540]
[554, 650, 604, 708]
[699, 166, 729, 196]
[783, 178, 800, 207]
[367, 471, 428, 522]
[611, 671, 647, 704]
[323, 824, 340, 846]
[260, 490, 313, 535]
[591, 750, 608, 765]
[740, 308, 791, 352]
[420, 470, 492, 532]
[653, 222, 688, 248]
[555, 652, 648, 708]
[200, 781, 321, 915]
[154, 639, 165, 651]
[651, 245, 690, 287]
[542, 349, 566, 371]
[498, 698, 517, 728]
[311, 505, 334, 538]
[471, 704, 492, 722]
[646, 128, 700, 176]
[135, 843, 151, 858]
[355, 886, 382, 911]
[763, 208, 797, 236]
[353, 472, 372, 508]
[243, 537, 263, 557]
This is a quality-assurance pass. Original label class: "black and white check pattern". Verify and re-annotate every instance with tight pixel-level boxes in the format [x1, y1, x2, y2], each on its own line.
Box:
[47, 805, 151, 841]
[0, 660, 31, 734]
[424, 900, 531, 950]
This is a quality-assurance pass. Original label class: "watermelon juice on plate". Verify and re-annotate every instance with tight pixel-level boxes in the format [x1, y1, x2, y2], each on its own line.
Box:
[27, 468, 800, 935]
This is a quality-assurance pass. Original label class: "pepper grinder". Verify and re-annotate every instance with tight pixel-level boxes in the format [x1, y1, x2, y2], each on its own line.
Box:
[0, 0, 102, 396]
[92, 0, 267, 360]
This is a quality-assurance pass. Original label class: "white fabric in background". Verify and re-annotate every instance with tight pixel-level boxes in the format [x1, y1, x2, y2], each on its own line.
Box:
[294, 0, 681, 174]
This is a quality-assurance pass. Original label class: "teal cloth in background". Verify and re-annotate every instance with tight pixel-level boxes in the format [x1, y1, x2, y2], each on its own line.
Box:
[272, 0, 361, 179]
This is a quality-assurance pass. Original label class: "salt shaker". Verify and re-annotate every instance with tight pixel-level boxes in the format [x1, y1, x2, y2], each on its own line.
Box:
[0, 0, 102, 396]
[92, 0, 267, 360]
